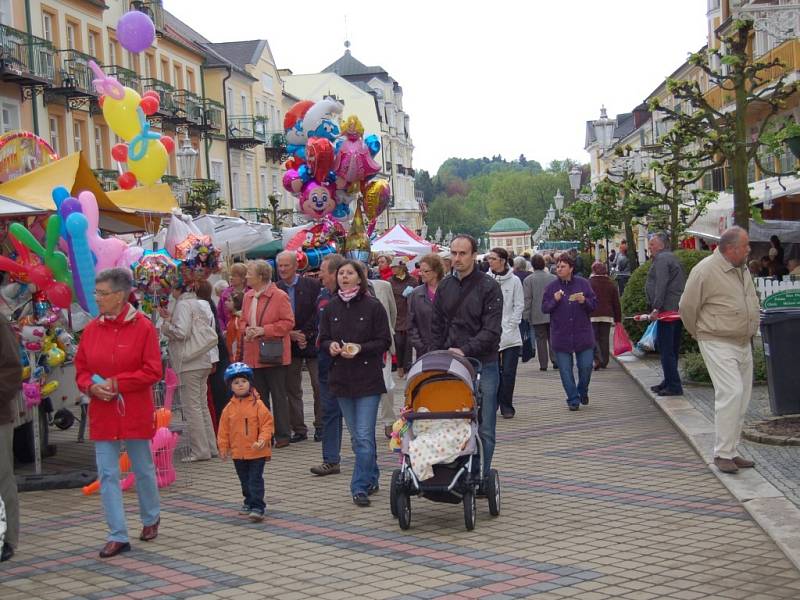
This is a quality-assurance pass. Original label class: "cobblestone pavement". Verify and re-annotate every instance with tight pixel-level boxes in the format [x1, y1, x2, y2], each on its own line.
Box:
[628, 355, 800, 509]
[3, 361, 800, 599]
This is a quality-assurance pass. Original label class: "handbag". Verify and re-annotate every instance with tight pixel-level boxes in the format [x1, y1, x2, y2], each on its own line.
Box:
[520, 320, 535, 363]
[613, 322, 633, 356]
[254, 296, 284, 365]
[181, 301, 218, 362]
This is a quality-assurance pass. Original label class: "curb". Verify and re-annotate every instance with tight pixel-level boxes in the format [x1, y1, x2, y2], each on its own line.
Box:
[616, 353, 800, 572]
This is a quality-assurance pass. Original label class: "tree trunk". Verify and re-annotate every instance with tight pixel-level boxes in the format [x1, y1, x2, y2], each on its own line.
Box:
[670, 185, 680, 250]
[731, 25, 751, 231]
[624, 215, 639, 271]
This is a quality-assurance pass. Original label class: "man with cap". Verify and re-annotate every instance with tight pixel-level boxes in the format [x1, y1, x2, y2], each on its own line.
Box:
[389, 256, 418, 378]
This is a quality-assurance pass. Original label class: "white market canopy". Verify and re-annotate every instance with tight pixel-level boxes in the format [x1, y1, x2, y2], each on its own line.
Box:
[371, 224, 436, 259]
[193, 214, 274, 257]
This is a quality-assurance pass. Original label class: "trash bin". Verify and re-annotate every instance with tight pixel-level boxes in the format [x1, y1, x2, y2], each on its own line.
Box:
[760, 309, 800, 415]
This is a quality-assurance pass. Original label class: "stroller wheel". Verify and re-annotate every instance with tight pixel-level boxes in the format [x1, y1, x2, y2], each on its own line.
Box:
[390, 469, 401, 518]
[396, 491, 411, 530]
[463, 490, 476, 531]
[486, 469, 501, 516]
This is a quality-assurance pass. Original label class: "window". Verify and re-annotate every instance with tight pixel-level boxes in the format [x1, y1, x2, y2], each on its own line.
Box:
[226, 87, 233, 113]
[246, 172, 253, 206]
[780, 147, 797, 174]
[128, 52, 138, 72]
[42, 13, 54, 42]
[66, 22, 76, 50]
[88, 31, 98, 58]
[272, 174, 278, 196]
[0, 101, 20, 133]
[186, 69, 195, 92]
[260, 173, 266, 203]
[144, 54, 153, 79]
[94, 126, 105, 168]
[73, 121, 83, 151]
[255, 100, 261, 117]
[211, 160, 225, 199]
[108, 40, 117, 65]
[231, 171, 240, 208]
[174, 65, 182, 89]
[261, 74, 273, 94]
[240, 93, 247, 116]
[48, 117, 60, 155]
[0, 0, 11, 26]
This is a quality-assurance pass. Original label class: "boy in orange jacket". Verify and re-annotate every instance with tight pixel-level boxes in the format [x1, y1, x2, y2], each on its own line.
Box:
[217, 362, 274, 522]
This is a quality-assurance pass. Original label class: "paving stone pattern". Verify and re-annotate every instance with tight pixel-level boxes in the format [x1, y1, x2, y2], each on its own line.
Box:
[3, 361, 800, 599]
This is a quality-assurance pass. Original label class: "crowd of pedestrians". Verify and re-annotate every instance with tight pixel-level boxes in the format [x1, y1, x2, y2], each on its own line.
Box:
[2, 225, 776, 562]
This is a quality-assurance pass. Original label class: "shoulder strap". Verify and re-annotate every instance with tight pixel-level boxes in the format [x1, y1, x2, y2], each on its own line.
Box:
[256, 294, 270, 324]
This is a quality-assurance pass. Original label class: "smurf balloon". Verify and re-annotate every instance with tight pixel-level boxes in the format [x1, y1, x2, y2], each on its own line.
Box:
[303, 98, 343, 142]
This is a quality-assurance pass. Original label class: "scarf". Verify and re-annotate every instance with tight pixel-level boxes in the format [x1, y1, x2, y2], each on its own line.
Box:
[338, 287, 359, 303]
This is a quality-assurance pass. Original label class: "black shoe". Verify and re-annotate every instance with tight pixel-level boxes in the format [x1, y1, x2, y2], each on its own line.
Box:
[657, 389, 683, 397]
[290, 433, 308, 443]
[540, 367, 547, 371]
[367, 483, 379, 496]
[580, 396, 589, 405]
[313, 428, 323, 442]
[1, 543, 14, 562]
[650, 384, 665, 393]
[352, 492, 370, 507]
[568, 404, 580, 411]
[500, 409, 515, 419]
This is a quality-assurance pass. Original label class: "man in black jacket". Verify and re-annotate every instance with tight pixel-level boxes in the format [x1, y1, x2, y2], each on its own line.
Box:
[431, 235, 503, 477]
[0, 314, 22, 562]
[277, 251, 323, 442]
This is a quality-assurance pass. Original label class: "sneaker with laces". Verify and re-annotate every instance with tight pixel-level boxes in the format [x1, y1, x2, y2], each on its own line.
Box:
[310, 462, 341, 476]
[238, 504, 251, 515]
[248, 510, 265, 522]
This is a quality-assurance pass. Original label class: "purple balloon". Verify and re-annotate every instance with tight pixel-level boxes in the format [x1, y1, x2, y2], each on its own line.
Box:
[117, 11, 155, 54]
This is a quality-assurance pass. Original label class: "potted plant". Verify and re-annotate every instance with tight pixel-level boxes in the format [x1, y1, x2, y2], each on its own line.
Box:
[762, 118, 800, 160]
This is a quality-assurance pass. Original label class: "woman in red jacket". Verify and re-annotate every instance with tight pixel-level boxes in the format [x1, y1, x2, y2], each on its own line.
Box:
[74, 268, 163, 558]
[589, 261, 622, 369]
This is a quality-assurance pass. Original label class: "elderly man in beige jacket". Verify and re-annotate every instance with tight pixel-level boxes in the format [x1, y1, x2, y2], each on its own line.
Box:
[679, 226, 760, 474]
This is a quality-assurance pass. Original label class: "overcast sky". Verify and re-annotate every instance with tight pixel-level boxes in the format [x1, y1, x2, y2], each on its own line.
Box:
[165, 0, 709, 174]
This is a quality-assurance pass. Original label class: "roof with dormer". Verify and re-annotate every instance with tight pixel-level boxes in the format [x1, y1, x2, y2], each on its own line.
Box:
[322, 49, 388, 78]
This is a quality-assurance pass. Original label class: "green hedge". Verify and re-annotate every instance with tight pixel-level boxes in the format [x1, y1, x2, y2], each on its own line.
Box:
[621, 249, 710, 354]
[682, 345, 767, 384]
[578, 252, 593, 278]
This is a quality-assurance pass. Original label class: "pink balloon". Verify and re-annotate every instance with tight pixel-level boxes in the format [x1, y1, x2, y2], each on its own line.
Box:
[77, 191, 127, 271]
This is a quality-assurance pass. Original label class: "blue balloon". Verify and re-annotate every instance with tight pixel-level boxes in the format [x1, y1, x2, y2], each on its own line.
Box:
[298, 164, 311, 183]
[365, 134, 381, 157]
[66, 212, 98, 316]
[51, 186, 71, 210]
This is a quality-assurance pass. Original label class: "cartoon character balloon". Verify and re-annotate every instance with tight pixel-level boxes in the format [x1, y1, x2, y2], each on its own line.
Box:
[333, 115, 381, 189]
[303, 98, 343, 142]
[299, 181, 336, 220]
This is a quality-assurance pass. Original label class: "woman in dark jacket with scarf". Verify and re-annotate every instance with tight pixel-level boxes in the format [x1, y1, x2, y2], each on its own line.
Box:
[408, 253, 445, 357]
[319, 260, 391, 507]
[589, 261, 622, 370]
[542, 254, 597, 411]
[74, 268, 163, 558]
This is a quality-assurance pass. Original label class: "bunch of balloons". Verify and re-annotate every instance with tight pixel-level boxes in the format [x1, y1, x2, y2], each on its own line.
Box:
[132, 249, 180, 314]
[89, 60, 174, 189]
[281, 98, 391, 266]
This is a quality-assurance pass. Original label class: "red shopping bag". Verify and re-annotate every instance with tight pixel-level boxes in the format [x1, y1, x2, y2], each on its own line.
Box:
[613, 322, 633, 356]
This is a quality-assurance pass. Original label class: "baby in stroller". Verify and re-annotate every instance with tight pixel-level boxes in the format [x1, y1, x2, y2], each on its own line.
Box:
[390, 351, 500, 530]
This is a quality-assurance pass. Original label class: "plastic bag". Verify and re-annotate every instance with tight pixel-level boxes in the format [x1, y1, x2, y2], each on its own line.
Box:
[637, 320, 658, 353]
[520, 320, 535, 363]
[613, 322, 633, 356]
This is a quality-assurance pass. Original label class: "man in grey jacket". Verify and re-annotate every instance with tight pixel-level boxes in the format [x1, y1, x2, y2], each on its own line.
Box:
[0, 314, 22, 561]
[645, 232, 686, 396]
[522, 254, 557, 370]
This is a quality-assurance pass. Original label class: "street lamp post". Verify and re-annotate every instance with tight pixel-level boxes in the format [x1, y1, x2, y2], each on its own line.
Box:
[176, 133, 199, 209]
[553, 189, 564, 212]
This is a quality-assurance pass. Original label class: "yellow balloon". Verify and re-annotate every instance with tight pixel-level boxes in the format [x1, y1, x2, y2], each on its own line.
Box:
[22, 366, 31, 379]
[129, 141, 168, 186]
[103, 87, 142, 141]
[46, 347, 66, 368]
[41, 381, 59, 397]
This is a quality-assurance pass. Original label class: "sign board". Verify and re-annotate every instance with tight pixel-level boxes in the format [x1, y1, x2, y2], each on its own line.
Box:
[762, 289, 800, 309]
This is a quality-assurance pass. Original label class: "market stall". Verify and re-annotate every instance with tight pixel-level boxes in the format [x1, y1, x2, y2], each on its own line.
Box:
[371, 224, 437, 259]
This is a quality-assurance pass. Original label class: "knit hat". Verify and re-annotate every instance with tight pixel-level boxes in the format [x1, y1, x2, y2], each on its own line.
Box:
[591, 261, 608, 276]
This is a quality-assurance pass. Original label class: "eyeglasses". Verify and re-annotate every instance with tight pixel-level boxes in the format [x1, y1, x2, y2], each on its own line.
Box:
[94, 289, 120, 297]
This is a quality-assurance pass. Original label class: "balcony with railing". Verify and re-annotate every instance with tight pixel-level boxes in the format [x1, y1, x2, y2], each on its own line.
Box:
[202, 99, 224, 132]
[0, 23, 55, 88]
[265, 131, 286, 162]
[130, 0, 165, 34]
[46, 49, 98, 108]
[104, 65, 139, 92]
[171, 89, 203, 125]
[140, 77, 175, 118]
[227, 115, 267, 148]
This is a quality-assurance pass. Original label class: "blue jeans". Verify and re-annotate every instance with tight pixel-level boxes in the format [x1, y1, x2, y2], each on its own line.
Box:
[337, 394, 380, 495]
[555, 348, 595, 407]
[479, 361, 499, 476]
[233, 458, 266, 513]
[95, 439, 160, 543]
[497, 346, 521, 415]
[656, 320, 683, 393]
[318, 353, 342, 464]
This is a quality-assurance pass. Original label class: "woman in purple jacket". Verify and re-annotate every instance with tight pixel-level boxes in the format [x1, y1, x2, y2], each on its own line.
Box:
[542, 254, 598, 411]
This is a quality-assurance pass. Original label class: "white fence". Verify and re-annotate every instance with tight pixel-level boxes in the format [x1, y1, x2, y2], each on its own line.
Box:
[754, 277, 800, 302]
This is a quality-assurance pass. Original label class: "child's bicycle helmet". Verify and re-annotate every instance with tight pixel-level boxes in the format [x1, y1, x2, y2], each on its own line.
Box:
[224, 362, 254, 383]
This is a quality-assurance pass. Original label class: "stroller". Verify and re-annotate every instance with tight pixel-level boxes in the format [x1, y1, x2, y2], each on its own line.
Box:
[390, 350, 500, 530]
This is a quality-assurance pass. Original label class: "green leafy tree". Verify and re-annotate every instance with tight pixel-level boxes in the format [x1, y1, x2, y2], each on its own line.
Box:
[650, 19, 800, 230]
[184, 180, 221, 217]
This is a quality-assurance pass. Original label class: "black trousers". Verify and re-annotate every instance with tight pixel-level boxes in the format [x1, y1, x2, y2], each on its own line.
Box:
[592, 322, 612, 368]
[394, 331, 413, 371]
[252, 366, 290, 443]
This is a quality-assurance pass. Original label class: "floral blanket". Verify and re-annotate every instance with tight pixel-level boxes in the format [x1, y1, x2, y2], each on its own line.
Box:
[408, 408, 472, 480]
